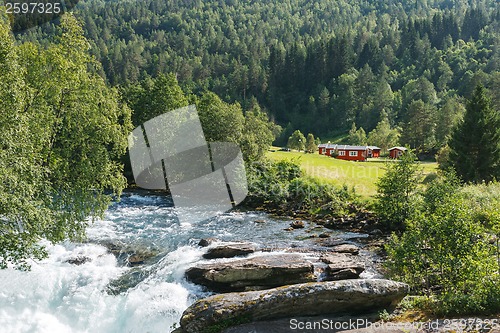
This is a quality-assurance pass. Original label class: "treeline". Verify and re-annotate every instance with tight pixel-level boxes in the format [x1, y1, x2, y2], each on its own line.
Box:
[267, 9, 499, 149]
[16, 0, 499, 154]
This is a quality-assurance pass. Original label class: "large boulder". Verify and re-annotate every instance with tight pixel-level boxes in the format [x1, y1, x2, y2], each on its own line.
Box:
[180, 279, 409, 333]
[203, 242, 257, 259]
[185, 254, 315, 292]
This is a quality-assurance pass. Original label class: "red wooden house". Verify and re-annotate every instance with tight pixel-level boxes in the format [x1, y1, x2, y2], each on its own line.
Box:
[367, 146, 381, 158]
[318, 144, 381, 162]
[388, 147, 407, 159]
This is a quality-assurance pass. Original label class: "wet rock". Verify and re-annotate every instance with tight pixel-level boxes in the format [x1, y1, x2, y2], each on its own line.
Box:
[321, 253, 365, 281]
[370, 229, 383, 236]
[254, 219, 266, 223]
[180, 279, 409, 333]
[284, 227, 294, 231]
[185, 254, 315, 292]
[290, 220, 305, 229]
[128, 253, 147, 266]
[198, 238, 218, 247]
[106, 268, 150, 295]
[203, 243, 256, 259]
[65, 256, 92, 265]
[97, 241, 158, 266]
[331, 243, 360, 255]
[99, 241, 124, 256]
[318, 233, 330, 238]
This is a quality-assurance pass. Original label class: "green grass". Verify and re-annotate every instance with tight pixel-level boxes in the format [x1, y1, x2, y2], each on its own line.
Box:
[267, 148, 438, 197]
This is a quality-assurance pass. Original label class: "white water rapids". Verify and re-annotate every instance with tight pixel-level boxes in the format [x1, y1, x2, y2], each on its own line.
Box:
[0, 192, 374, 333]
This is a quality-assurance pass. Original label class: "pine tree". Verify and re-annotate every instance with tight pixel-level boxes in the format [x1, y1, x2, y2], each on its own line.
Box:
[448, 85, 500, 183]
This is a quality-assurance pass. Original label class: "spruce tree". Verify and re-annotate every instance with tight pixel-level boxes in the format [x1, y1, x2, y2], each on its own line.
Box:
[448, 85, 500, 183]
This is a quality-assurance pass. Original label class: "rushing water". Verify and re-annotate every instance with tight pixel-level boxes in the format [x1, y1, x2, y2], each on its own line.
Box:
[0, 191, 377, 333]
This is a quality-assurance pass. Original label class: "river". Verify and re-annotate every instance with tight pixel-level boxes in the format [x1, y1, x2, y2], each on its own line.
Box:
[0, 191, 378, 333]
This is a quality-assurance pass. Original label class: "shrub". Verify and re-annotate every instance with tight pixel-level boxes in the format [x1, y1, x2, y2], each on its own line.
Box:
[245, 158, 358, 215]
[386, 175, 500, 315]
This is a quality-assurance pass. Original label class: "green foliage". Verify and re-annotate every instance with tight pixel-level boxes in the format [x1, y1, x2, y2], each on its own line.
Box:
[401, 100, 437, 153]
[422, 170, 461, 212]
[246, 159, 302, 206]
[367, 111, 400, 154]
[241, 105, 280, 162]
[435, 144, 451, 170]
[287, 130, 306, 151]
[287, 178, 355, 215]
[448, 84, 500, 183]
[305, 133, 317, 153]
[435, 96, 465, 147]
[386, 175, 500, 315]
[348, 123, 367, 145]
[375, 150, 422, 229]
[13, 0, 497, 147]
[123, 74, 277, 162]
[246, 159, 357, 216]
[0, 14, 132, 269]
[197, 92, 245, 144]
[124, 73, 188, 127]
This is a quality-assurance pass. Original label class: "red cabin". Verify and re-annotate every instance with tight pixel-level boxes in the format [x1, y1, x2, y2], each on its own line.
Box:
[318, 144, 381, 162]
[367, 146, 381, 158]
[388, 147, 407, 159]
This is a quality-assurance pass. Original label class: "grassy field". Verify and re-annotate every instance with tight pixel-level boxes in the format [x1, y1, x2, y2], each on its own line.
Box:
[267, 148, 438, 197]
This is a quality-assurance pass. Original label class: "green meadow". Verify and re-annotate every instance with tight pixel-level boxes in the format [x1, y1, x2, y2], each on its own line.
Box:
[267, 149, 438, 197]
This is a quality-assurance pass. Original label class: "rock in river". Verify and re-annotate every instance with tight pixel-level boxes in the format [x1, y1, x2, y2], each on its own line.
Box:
[198, 238, 218, 247]
[290, 220, 305, 229]
[185, 254, 315, 292]
[180, 279, 409, 333]
[64, 256, 92, 265]
[203, 242, 256, 259]
[321, 253, 365, 281]
[331, 243, 360, 255]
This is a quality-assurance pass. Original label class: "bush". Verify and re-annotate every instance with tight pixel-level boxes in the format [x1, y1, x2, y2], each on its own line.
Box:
[386, 174, 500, 315]
[245, 159, 302, 206]
[245, 158, 358, 215]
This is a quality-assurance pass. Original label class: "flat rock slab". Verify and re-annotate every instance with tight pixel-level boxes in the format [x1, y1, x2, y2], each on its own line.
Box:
[321, 253, 365, 281]
[185, 254, 315, 292]
[180, 279, 409, 333]
[203, 242, 257, 259]
[331, 244, 360, 255]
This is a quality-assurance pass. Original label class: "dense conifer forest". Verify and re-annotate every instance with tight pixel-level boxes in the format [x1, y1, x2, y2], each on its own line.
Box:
[16, 0, 499, 152]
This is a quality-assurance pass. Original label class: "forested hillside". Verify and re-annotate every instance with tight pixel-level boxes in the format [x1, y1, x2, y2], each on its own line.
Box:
[15, 0, 499, 151]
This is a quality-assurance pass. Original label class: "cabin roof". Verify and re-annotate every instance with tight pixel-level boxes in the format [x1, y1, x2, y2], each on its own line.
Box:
[318, 144, 380, 150]
[388, 146, 408, 151]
